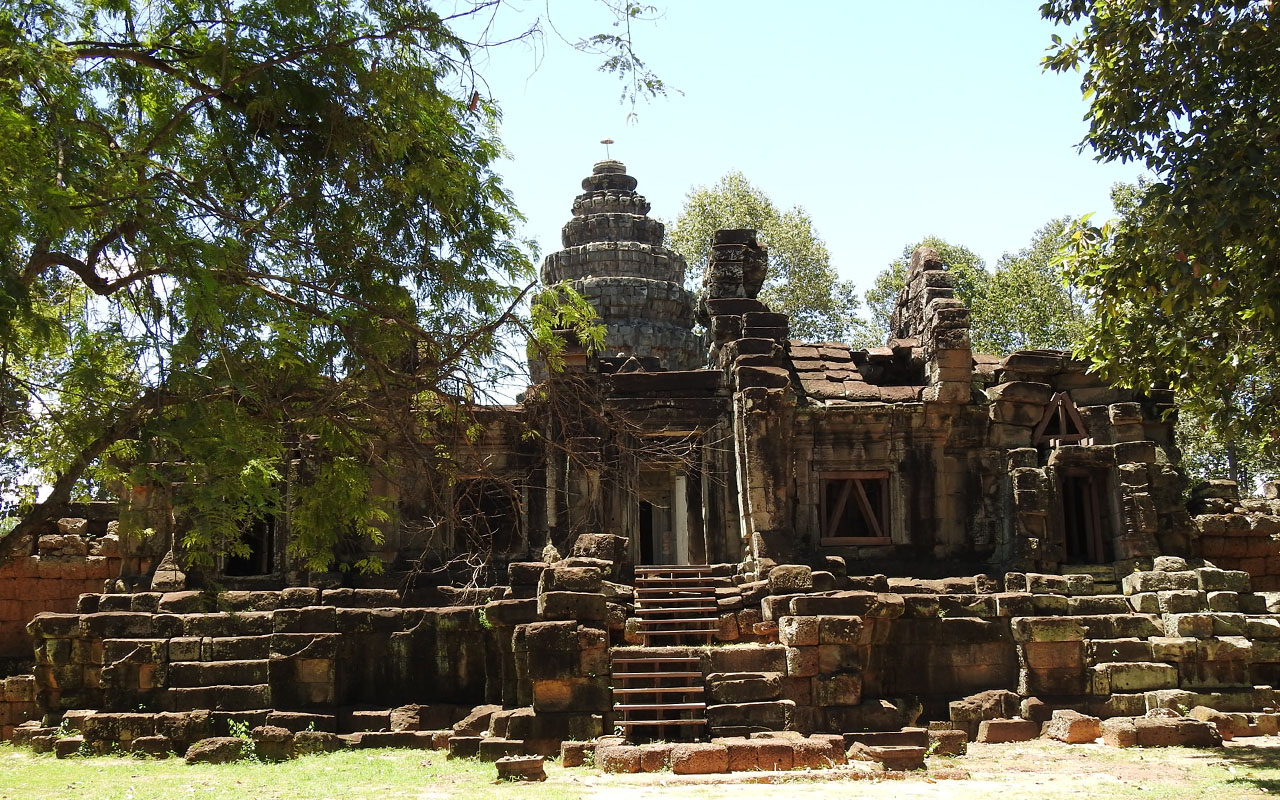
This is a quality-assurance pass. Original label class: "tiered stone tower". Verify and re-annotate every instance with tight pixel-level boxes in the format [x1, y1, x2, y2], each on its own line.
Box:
[537, 160, 703, 374]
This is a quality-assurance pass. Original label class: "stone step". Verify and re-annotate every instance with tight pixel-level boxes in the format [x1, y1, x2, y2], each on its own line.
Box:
[167, 659, 269, 687]
[634, 606, 719, 615]
[635, 565, 716, 575]
[843, 728, 928, 749]
[166, 684, 270, 711]
[614, 702, 706, 712]
[633, 617, 718, 627]
[613, 671, 703, 680]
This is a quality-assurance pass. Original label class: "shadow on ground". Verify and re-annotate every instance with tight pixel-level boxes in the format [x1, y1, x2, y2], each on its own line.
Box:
[1195, 743, 1280, 795]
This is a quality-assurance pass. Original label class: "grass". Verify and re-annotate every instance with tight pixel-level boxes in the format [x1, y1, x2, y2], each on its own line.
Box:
[5, 738, 1280, 800]
[0, 743, 582, 800]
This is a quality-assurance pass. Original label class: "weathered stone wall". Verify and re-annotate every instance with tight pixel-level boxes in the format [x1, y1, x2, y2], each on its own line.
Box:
[0, 518, 123, 662]
[25, 588, 495, 721]
[1192, 480, 1280, 590]
[684, 560, 1280, 736]
[0, 675, 38, 740]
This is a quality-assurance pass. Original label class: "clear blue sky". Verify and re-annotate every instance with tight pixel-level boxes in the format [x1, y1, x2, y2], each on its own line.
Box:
[460, 1, 1145, 301]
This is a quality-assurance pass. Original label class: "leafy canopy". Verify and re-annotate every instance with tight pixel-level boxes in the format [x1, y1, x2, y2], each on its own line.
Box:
[1042, 0, 1280, 452]
[665, 171, 874, 346]
[0, 0, 622, 570]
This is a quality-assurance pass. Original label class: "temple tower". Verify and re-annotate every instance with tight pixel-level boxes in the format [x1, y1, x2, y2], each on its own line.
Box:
[537, 160, 704, 374]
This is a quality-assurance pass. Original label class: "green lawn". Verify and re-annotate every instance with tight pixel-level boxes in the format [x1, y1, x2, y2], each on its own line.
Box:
[0, 744, 582, 800]
[4, 739, 1280, 800]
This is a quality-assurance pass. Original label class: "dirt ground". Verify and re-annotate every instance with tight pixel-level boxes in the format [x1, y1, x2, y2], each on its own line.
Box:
[568, 738, 1280, 800]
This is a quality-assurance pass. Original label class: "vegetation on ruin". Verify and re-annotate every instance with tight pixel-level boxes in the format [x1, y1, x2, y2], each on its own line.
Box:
[866, 222, 1088, 355]
[666, 172, 877, 347]
[0, 1, 643, 568]
[1042, 0, 1280, 469]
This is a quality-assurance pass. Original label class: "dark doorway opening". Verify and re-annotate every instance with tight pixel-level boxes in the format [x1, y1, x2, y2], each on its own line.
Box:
[1061, 470, 1112, 563]
[639, 501, 656, 565]
[456, 480, 520, 555]
[226, 516, 275, 576]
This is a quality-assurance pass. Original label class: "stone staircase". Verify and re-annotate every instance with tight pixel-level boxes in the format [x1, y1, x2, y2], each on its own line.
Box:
[632, 565, 720, 645]
[610, 565, 719, 740]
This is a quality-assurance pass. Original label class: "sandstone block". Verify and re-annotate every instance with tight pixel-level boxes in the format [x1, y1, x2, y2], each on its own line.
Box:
[1133, 717, 1223, 748]
[670, 743, 728, 774]
[1042, 709, 1102, 743]
[866, 744, 925, 770]
[777, 616, 818, 646]
[1123, 571, 1198, 595]
[707, 672, 782, 704]
[1011, 617, 1085, 642]
[785, 646, 818, 677]
[130, 735, 172, 758]
[1101, 717, 1138, 747]
[560, 740, 593, 768]
[707, 700, 793, 731]
[813, 672, 862, 707]
[536, 592, 606, 621]
[184, 737, 249, 764]
[768, 565, 813, 593]
[495, 755, 545, 781]
[976, 719, 1039, 743]
[928, 728, 968, 755]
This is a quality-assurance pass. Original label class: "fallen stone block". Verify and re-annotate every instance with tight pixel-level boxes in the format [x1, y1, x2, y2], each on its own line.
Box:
[54, 736, 84, 759]
[293, 730, 343, 755]
[928, 728, 967, 756]
[446, 735, 482, 759]
[976, 718, 1039, 743]
[867, 745, 925, 771]
[184, 737, 250, 764]
[495, 755, 546, 781]
[1189, 706, 1249, 740]
[559, 740, 593, 767]
[597, 744, 641, 773]
[1041, 709, 1102, 744]
[250, 725, 294, 761]
[1101, 717, 1138, 747]
[793, 735, 845, 769]
[1133, 717, 1223, 747]
[670, 743, 729, 774]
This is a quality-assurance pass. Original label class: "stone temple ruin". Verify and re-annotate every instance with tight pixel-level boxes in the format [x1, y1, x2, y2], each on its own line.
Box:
[6, 160, 1280, 769]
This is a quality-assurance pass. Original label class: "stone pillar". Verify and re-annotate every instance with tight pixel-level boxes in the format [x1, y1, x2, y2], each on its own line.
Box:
[673, 473, 689, 565]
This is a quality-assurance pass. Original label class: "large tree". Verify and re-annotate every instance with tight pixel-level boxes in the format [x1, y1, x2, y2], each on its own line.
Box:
[0, 0, 634, 569]
[665, 172, 875, 346]
[1042, 0, 1280, 456]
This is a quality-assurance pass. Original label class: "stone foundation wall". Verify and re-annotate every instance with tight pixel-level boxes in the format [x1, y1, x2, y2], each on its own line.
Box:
[25, 588, 496, 721]
[0, 523, 123, 660]
[1191, 480, 1280, 591]
[0, 675, 38, 740]
[690, 560, 1280, 735]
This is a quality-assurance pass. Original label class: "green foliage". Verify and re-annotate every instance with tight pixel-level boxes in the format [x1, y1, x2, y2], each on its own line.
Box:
[527, 282, 607, 372]
[1043, 1, 1280, 455]
[0, 0, 634, 569]
[981, 218, 1089, 354]
[867, 228, 1088, 355]
[665, 171, 875, 346]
